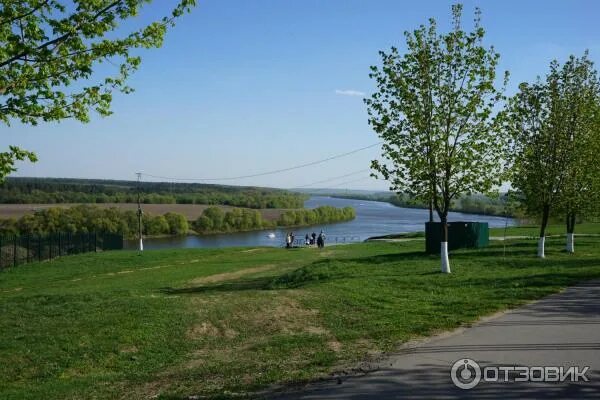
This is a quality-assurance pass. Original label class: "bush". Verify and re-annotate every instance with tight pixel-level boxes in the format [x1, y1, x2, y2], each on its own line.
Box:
[164, 212, 189, 235]
[193, 207, 266, 233]
[276, 206, 355, 227]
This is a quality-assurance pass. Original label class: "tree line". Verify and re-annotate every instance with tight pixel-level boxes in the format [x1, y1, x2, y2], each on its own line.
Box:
[276, 206, 356, 227]
[366, 4, 600, 272]
[331, 193, 511, 217]
[0, 178, 307, 209]
[0, 205, 356, 238]
[192, 206, 355, 234]
[0, 206, 189, 239]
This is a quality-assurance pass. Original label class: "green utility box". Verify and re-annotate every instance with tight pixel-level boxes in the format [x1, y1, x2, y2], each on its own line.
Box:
[425, 222, 489, 254]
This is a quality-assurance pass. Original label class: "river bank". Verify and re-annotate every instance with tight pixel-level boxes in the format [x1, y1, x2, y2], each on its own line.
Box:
[129, 196, 515, 250]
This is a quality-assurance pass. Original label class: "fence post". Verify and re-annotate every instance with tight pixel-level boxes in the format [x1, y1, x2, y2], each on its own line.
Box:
[13, 235, 17, 267]
[58, 233, 62, 257]
[94, 232, 98, 253]
[27, 235, 30, 263]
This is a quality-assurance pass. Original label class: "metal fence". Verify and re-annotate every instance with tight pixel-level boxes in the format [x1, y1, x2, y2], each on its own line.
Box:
[290, 235, 362, 247]
[0, 232, 123, 269]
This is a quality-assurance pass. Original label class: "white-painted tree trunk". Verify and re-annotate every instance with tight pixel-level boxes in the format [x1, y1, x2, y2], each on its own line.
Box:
[566, 233, 574, 253]
[537, 237, 545, 258]
[139, 237, 144, 251]
[441, 242, 451, 273]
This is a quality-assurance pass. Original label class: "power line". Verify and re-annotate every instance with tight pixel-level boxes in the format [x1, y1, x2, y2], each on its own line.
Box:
[141, 142, 382, 182]
[323, 176, 374, 188]
[290, 168, 371, 189]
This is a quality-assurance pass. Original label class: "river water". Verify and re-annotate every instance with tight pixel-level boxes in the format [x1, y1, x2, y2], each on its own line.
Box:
[126, 196, 514, 250]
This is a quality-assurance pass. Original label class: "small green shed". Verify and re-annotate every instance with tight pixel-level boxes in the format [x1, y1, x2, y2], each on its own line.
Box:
[425, 221, 489, 254]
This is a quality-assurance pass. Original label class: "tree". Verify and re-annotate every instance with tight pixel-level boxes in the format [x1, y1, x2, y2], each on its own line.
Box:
[192, 215, 211, 233]
[0, 0, 196, 181]
[555, 54, 600, 253]
[506, 55, 600, 257]
[365, 4, 509, 273]
[143, 214, 169, 236]
[164, 212, 188, 235]
[201, 207, 224, 231]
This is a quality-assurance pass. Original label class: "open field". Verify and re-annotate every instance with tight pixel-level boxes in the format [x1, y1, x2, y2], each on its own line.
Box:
[0, 203, 286, 222]
[1, 231, 600, 399]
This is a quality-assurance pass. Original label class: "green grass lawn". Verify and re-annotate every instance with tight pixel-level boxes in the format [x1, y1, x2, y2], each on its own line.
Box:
[489, 221, 600, 237]
[1, 228, 600, 399]
[368, 222, 600, 240]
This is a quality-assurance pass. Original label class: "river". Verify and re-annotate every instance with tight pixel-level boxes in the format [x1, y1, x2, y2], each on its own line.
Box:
[126, 196, 514, 250]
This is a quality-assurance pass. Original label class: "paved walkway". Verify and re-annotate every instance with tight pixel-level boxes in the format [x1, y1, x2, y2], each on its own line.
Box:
[273, 281, 600, 399]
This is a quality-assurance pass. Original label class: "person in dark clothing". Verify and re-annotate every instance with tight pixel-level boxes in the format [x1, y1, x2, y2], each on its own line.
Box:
[311, 232, 317, 245]
[305, 234, 310, 246]
[317, 231, 325, 248]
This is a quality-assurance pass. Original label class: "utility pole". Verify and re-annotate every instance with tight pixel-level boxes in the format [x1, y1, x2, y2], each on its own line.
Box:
[136, 172, 143, 251]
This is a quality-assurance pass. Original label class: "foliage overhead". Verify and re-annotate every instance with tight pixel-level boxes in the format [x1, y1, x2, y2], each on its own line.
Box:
[0, 0, 196, 180]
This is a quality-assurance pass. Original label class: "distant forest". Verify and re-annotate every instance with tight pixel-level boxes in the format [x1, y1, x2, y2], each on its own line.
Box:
[0, 178, 307, 209]
[330, 192, 515, 217]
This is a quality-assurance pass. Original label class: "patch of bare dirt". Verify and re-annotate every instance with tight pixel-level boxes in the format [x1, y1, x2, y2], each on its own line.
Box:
[187, 322, 220, 338]
[328, 340, 342, 352]
[120, 346, 139, 354]
[189, 265, 276, 285]
[241, 248, 266, 253]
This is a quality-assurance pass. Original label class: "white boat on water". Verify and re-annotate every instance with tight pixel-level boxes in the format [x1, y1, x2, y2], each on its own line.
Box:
[267, 233, 276, 239]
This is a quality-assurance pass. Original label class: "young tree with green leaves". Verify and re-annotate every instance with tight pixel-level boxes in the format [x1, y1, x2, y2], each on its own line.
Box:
[0, 0, 196, 181]
[555, 54, 600, 253]
[365, 4, 509, 273]
[505, 56, 599, 257]
[506, 81, 561, 258]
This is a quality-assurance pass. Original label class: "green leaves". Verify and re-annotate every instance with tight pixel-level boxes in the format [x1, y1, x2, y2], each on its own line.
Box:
[0, 0, 197, 180]
[506, 53, 600, 227]
[365, 4, 508, 219]
[0, 146, 37, 183]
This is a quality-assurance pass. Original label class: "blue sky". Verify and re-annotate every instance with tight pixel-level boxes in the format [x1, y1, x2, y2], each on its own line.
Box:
[3, 0, 599, 191]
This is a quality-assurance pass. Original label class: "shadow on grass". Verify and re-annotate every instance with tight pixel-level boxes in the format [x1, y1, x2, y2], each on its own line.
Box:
[161, 241, 600, 295]
[161, 276, 274, 294]
[155, 357, 600, 400]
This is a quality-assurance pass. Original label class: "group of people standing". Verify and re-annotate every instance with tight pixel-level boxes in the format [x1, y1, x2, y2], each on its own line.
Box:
[285, 231, 325, 248]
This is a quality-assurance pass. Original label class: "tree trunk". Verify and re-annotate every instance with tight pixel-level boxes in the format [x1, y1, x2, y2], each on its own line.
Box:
[566, 212, 576, 253]
[440, 214, 451, 273]
[429, 199, 434, 223]
[538, 204, 550, 258]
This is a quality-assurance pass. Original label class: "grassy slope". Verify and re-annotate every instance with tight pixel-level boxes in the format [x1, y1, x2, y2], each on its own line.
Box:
[1, 227, 600, 399]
